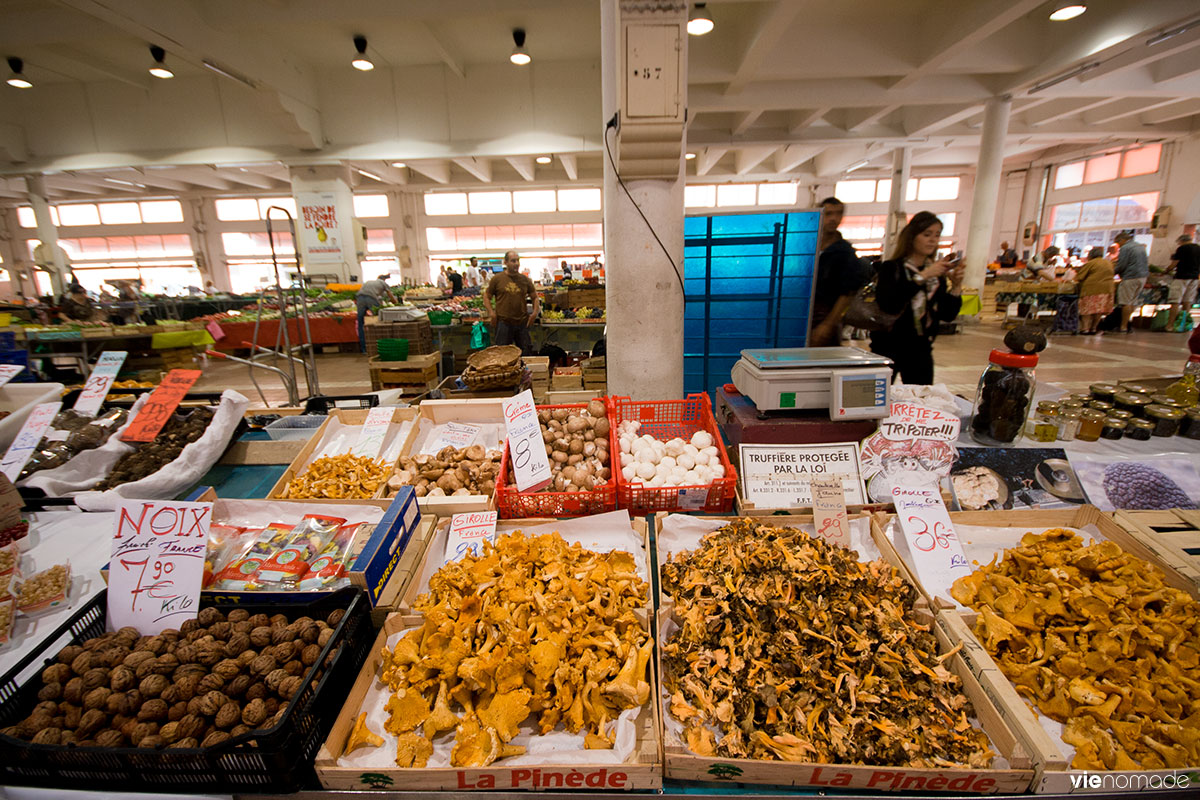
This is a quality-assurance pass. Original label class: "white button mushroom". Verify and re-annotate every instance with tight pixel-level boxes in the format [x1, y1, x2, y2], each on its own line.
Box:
[690, 430, 714, 449]
[676, 453, 695, 470]
[635, 461, 657, 481]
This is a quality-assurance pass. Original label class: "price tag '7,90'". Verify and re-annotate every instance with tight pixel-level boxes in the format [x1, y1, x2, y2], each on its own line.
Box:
[121, 369, 202, 443]
[502, 390, 552, 492]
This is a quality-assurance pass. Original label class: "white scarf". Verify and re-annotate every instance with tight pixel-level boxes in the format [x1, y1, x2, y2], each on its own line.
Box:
[904, 258, 939, 335]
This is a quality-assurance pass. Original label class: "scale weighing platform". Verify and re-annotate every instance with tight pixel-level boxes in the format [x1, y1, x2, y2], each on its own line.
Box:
[730, 347, 894, 420]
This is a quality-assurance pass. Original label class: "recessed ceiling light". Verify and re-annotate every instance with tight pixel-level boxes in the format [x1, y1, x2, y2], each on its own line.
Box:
[390, 162, 407, 169]
[148, 45, 173, 79]
[535, 156, 552, 165]
[687, 4, 714, 36]
[352, 35, 374, 71]
[511, 28, 531, 65]
[685, 152, 697, 160]
[1049, 2, 1086, 21]
[6, 57, 32, 89]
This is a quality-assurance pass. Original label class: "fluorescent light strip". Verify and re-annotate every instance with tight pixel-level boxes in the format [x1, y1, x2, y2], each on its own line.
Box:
[1029, 61, 1101, 94]
[201, 60, 258, 89]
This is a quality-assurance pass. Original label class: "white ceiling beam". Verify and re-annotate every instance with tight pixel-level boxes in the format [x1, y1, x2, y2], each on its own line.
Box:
[695, 147, 727, 177]
[731, 110, 763, 136]
[734, 146, 778, 175]
[1082, 27, 1200, 82]
[452, 157, 492, 183]
[408, 161, 451, 184]
[813, 145, 874, 178]
[787, 108, 831, 136]
[42, 177, 107, 196]
[155, 167, 234, 191]
[1083, 97, 1184, 125]
[1151, 45, 1200, 83]
[904, 104, 987, 137]
[415, 20, 465, 80]
[224, 169, 277, 190]
[506, 156, 536, 182]
[236, 163, 291, 182]
[367, 163, 409, 185]
[1025, 98, 1112, 127]
[692, 76, 993, 113]
[559, 154, 578, 181]
[845, 105, 900, 132]
[38, 44, 151, 90]
[774, 144, 825, 174]
[724, 0, 807, 95]
[1140, 98, 1200, 124]
[110, 168, 191, 193]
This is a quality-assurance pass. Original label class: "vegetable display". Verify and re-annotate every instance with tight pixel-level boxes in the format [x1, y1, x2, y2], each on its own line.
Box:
[533, 400, 611, 492]
[616, 422, 725, 488]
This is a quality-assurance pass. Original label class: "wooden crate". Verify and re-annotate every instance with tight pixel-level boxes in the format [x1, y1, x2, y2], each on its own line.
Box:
[394, 398, 505, 517]
[655, 514, 1034, 792]
[368, 351, 440, 392]
[567, 287, 606, 308]
[1110, 508, 1200, 588]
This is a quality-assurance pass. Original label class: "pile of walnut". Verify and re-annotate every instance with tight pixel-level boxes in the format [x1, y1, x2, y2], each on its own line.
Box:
[531, 400, 612, 493]
[361, 531, 651, 768]
[952, 528, 1200, 771]
[662, 519, 994, 768]
[388, 444, 501, 498]
[1, 606, 344, 749]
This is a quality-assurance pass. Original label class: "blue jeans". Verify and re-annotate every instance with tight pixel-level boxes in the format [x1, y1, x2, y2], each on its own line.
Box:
[356, 295, 378, 353]
[495, 319, 532, 355]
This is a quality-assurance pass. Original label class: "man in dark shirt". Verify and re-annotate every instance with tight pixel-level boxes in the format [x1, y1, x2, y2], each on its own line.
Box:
[810, 197, 866, 346]
[996, 241, 1018, 270]
[447, 267, 463, 294]
[1168, 233, 1200, 331]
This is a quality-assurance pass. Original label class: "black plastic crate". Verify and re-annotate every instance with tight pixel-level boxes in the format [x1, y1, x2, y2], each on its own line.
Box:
[302, 394, 379, 414]
[0, 587, 372, 793]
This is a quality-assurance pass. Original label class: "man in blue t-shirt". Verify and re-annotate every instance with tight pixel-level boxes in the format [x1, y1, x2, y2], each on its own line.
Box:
[1113, 232, 1149, 334]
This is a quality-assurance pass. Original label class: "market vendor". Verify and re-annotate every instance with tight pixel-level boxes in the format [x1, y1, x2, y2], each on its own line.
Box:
[483, 250, 540, 355]
[355, 274, 397, 353]
[58, 282, 99, 322]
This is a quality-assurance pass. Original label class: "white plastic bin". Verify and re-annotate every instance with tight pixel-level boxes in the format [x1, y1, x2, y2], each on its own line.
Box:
[264, 414, 326, 441]
[0, 382, 66, 451]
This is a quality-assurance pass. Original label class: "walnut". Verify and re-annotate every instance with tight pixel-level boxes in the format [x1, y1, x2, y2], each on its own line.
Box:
[271, 641, 296, 663]
[213, 659, 241, 680]
[264, 697, 280, 716]
[270, 626, 293, 646]
[161, 628, 181, 643]
[208, 621, 232, 640]
[318, 628, 334, 648]
[215, 702, 241, 729]
[267, 708, 286, 728]
[174, 643, 198, 664]
[197, 673, 225, 694]
[173, 662, 205, 681]
[57, 644, 85, 665]
[232, 620, 254, 636]
[177, 714, 205, 740]
[247, 613, 270, 628]
[250, 654, 277, 676]
[160, 684, 181, 705]
[70, 652, 95, 675]
[326, 609, 345, 627]
[37, 683, 62, 702]
[299, 622, 320, 644]
[249, 626, 273, 648]
[59, 730, 77, 745]
[139, 735, 165, 748]
[180, 619, 202, 635]
[101, 646, 130, 668]
[51, 714, 66, 728]
[83, 667, 111, 690]
[225, 634, 250, 658]
[42, 663, 71, 684]
[152, 654, 179, 675]
[237, 650, 258, 668]
[186, 697, 204, 716]
[168, 702, 187, 722]
[83, 633, 116, 651]
[78, 708, 107, 736]
[225, 674, 251, 699]
[109, 665, 136, 692]
[202, 730, 231, 748]
[64, 705, 82, 729]
[278, 676, 303, 700]
[185, 629, 206, 643]
[241, 698, 268, 727]
[284, 660, 305, 677]
[174, 672, 201, 701]
[114, 627, 140, 647]
[95, 730, 126, 748]
[269, 613, 288, 628]
[265, 668, 288, 692]
[123, 651, 154, 670]
[106, 692, 132, 715]
[198, 690, 225, 716]
[196, 644, 224, 667]
[301, 644, 321, 666]
[245, 683, 268, 701]
[140, 635, 167, 656]
[31, 728, 62, 745]
[83, 686, 112, 711]
[160, 721, 183, 744]
[139, 674, 169, 698]
[34, 700, 58, 717]
[197, 607, 224, 627]
[227, 609, 250, 624]
[137, 699, 168, 722]
[134, 659, 159, 680]
[129, 721, 157, 745]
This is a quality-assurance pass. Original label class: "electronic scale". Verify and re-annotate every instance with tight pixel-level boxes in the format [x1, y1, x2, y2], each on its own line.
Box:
[730, 347, 894, 420]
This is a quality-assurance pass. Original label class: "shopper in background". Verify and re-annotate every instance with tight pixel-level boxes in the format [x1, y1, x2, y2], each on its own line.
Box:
[436, 266, 449, 290]
[869, 211, 963, 385]
[447, 266, 463, 294]
[1113, 231, 1149, 334]
[1106, 243, 1121, 262]
[483, 250, 540, 355]
[1075, 246, 1115, 336]
[1167, 233, 1200, 331]
[59, 282, 99, 322]
[462, 261, 477, 290]
[355, 274, 397, 353]
[996, 241, 1018, 270]
[810, 197, 867, 347]
[1026, 246, 1060, 280]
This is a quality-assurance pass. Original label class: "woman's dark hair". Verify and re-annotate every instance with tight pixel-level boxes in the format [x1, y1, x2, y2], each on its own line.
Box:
[1088, 246, 1104, 259]
[888, 211, 942, 261]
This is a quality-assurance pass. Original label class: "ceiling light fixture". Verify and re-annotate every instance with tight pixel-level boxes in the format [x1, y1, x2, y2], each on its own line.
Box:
[1049, 2, 1086, 21]
[1147, 17, 1200, 46]
[845, 159, 871, 173]
[1028, 60, 1101, 93]
[148, 45, 174, 79]
[6, 57, 32, 89]
[352, 35, 374, 71]
[685, 152, 697, 160]
[535, 155, 552, 164]
[104, 177, 146, 188]
[390, 162, 407, 168]
[687, 4, 714, 36]
[510, 29, 531, 65]
[355, 168, 383, 181]
[202, 59, 258, 88]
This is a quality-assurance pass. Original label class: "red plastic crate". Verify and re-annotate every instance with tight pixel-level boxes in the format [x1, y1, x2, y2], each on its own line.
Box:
[495, 400, 619, 518]
[610, 393, 737, 514]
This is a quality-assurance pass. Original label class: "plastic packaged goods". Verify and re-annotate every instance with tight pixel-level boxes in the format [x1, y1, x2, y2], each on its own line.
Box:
[254, 514, 346, 588]
[210, 523, 292, 591]
[298, 523, 363, 590]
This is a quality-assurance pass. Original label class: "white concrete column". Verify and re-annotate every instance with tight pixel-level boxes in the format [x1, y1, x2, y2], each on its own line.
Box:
[1016, 165, 1047, 261]
[24, 175, 68, 297]
[287, 164, 358, 283]
[188, 198, 232, 293]
[392, 190, 427, 285]
[601, 0, 685, 399]
[964, 95, 1012, 292]
[883, 147, 911, 258]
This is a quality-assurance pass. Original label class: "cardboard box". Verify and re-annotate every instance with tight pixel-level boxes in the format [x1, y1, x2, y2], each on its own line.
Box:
[267, 407, 417, 503]
[394, 398, 506, 516]
[370, 514, 437, 626]
[654, 513, 1034, 793]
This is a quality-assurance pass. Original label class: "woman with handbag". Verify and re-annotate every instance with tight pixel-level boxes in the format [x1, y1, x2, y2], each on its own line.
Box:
[869, 211, 964, 384]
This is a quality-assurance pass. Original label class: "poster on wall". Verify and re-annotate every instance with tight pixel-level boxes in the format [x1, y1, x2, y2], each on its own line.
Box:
[296, 191, 344, 263]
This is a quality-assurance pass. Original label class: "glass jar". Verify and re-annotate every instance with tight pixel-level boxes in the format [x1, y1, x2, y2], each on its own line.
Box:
[1089, 383, 1119, 402]
[1109, 409, 1134, 421]
[1145, 404, 1185, 437]
[1120, 382, 1155, 395]
[1115, 391, 1153, 417]
[1100, 417, 1126, 440]
[1060, 399, 1086, 410]
[1030, 402, 1060, 442]
[1088, 400, 1113, 414]
[1076, 410, 1105, 442]
[970, 350, 1038, 445]
[1058, 408, 1082, 441]
[1164, 373, 1198, 409]
[1126, 418, 1155, 440]
[1181, 408, 1200, 440]
[1149, 393, 1185, 410]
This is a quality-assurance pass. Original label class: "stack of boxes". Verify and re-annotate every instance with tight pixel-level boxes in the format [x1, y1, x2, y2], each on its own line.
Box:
[550, 365, 583, 391]
[362, 318, 435, 358]
[526, 356, 550, 401]
[581, 356, 606, 393]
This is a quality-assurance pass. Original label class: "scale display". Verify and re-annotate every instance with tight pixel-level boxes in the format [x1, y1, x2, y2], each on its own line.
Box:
[842, 378, 879, 408]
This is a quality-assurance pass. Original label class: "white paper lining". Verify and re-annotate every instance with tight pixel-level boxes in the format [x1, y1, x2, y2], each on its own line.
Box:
[409, 418, 506, 457]
[211, 498, 387, 529]
[298, 416, 414, 472]
[336, 510, 651, 770]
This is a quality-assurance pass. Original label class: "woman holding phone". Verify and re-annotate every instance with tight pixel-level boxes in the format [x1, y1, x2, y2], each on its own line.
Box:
[869, 211, 964, 384]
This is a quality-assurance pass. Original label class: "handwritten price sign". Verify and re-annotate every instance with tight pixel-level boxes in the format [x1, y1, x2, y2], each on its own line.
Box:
[502, 390, 551, 492]
[73, 351, 128, 416]
[811, 475, 850, 549]
[0, 365, 25, 389]
[351, 406, 393, 459]
[0, 401, 62, 481]
[892, 483, 970, 602]
[121, 369, 202, 443]
[443, 511, 498, 565]
[430, 421, 481, 453]
[108, 500, 211, 633]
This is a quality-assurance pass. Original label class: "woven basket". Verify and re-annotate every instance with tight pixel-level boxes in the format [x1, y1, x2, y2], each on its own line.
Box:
[462, 363, 525, 389]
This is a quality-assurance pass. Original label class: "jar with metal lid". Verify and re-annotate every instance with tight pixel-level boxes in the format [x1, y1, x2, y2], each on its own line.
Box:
[1149, 393, 1185, 409]
[1100, 417, 1126, 440]
[1089, 383, 1119, 401]
[1109, 408, 1134, 421]
[1115, 391, 1152, 416]
[1088, 400, 1113, 413]
[1145, 404, 1185, 437]
[1070, 393, 1092, 404]
[1126, 418, 1155, 440]
[1181, 408, 1200, 440]
[1058, 408, 1082, 441]
[1119, 382, 1155, 395]
[1030, 402, 1060, 442]
[1076, 410, 1105, 442]
[970, 350, 1038, 445]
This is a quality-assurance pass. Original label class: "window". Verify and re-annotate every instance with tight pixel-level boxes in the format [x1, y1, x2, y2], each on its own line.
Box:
[424, 193, 468, 215]
[220, 231, 293, 257]
[557, 188, 601, 212]
[365, 229, 395, 252]
[684, 185, 716, 208]
[140, 200, 184, 223]
[1048, 192, 1158, 231]
[839, 215, 887, 241]
[468, 192, 513, 215]
[16, 207, 38, 228]
[915, 177, 960, 201]
[1114, 192, 1158, 225]
[937, 212, 957, 236]
[757, 183, 798, 206]
[1084, 153, 1120, 185]
[425, 227, 457, 250]
[1049, 203, 1082, 230]
[1055, 161, 1085, 189]
[1120, 144, 1160, 178]
[512, 190, 556, 213]
[833, 180, 876, 204]
[424, 224, 606, 252]
[484, 226, 515, 249]
[716, 184, 757, 207]
[257, 197, 296, 219]
[573, 223, 603, 246]
[214, 198, 260, 221]
[58, 204, 101, 226]
[99, 203, 141, 225]
[353, 194, 389, 218]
